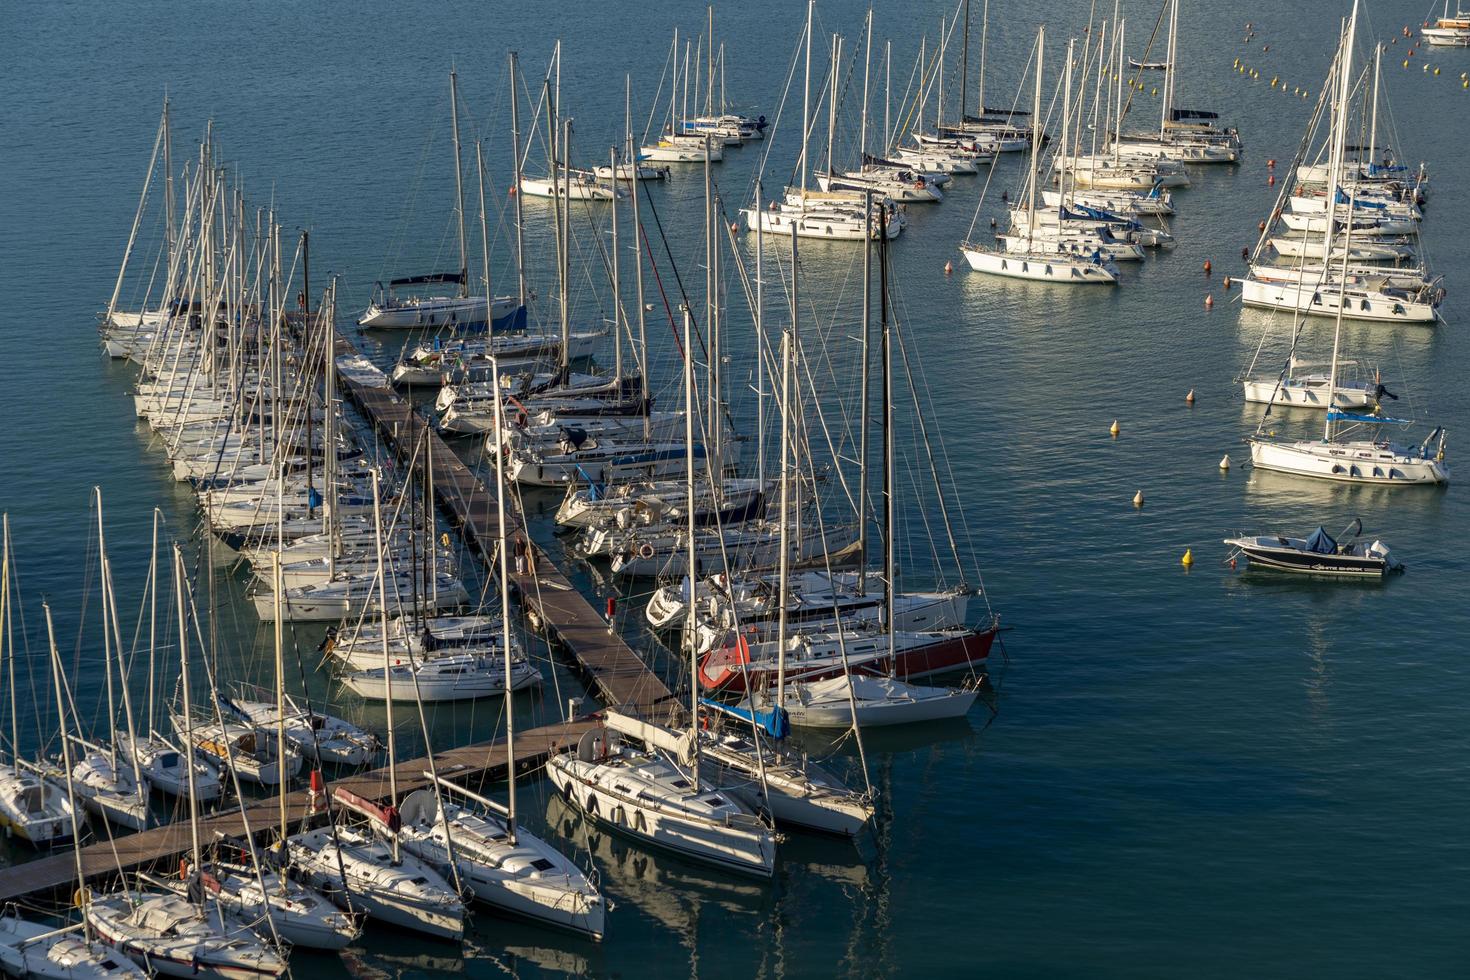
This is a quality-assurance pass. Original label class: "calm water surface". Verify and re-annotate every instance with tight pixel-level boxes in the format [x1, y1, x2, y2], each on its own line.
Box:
[2, 1, 1468, 976]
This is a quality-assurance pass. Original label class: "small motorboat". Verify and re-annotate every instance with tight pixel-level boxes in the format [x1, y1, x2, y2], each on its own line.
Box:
[1224, 519, 1403, 577]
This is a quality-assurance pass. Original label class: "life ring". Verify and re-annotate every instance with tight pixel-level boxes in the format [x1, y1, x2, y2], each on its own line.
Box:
[638, 542, 655, 560]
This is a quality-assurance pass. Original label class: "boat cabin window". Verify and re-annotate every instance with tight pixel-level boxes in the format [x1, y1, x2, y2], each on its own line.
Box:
[530, 858, 555, 872]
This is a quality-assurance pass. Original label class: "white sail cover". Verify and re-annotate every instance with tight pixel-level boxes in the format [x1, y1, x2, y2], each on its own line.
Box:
[603, 711, 694, 766]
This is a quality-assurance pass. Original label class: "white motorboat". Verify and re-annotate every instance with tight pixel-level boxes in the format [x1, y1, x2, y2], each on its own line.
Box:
[1224, 520, 1403, 577]
[546, 714, 776, 877]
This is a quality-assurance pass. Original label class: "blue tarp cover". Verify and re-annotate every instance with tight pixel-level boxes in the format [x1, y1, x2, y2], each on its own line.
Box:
[1304, 527, 1337, 554]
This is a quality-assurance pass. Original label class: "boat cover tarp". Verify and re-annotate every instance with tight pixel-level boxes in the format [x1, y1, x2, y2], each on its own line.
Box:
[700, 698, 790, 739]
[1171, 108, 1220, 121]
[1304, 527, 1337, 554]
[964, 109, 1031, 121]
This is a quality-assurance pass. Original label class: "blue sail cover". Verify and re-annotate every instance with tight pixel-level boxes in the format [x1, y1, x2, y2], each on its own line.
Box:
[701, 698, 790, 739]
[1327, 410, 1411, 425]
[1334, 188, 1388, 210]
[1304, 527, 1337, 554]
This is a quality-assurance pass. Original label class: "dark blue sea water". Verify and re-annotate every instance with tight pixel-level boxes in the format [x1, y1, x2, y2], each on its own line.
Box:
[3, 1, 1468, 976]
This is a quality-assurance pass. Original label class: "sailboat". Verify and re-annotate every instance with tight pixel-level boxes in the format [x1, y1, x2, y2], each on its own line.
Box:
[84, 554, 289, 980]
[547, 306, 776, 877]
[1111, 0, 1242, 163]
[0, 600, 145, 980]
[740, 2, 903, 241]
[641, 29, 727, 163]
[289, 473, 467, 941]
[1247, 4, 1449, 488]
[1422, 2, 1470, 45]
[360, 71, 520, 330]
[960, 28, 1121, 284]
[0, 518, 75, 847]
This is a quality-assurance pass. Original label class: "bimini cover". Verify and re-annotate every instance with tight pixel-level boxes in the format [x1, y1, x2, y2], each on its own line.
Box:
[1304, 527, 1337, 554]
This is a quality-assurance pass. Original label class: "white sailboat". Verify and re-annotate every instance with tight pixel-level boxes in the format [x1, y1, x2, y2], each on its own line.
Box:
[1248, 4, 1449, 488]
[547, 306, 776, 877]
[83, 559, 289, 980]
[289, 474, 467, 941]
[961, 29, 1121, 284]
[0, 519, 75, 847]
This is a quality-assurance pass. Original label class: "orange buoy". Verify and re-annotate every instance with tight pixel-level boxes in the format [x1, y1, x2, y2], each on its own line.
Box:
[1186, 389, 1196, 404]
[944, 261, 953, 275]
[1204, 294, 1214, 308]
[1267, 159, 1276, 168]
[1203, 260, 1212, 274]
[1258, 220, 1267, 232]
[1223, 276, 1233, 289]
[1268, 174, 1276, 185]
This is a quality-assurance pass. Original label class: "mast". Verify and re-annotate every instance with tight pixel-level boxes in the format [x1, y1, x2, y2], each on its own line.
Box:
[1061, 39, 1074, 209]
[826, 33, 840, 178]
[960, 0, 971, 124]
[1115, 19, 1127, 155]
[450, 69, 469, 298]
[478, 141, 518, 842]
[670, 28, 680, 137]
[681, 302, 701, 787]
[559, 119, 572, 376]
[628, 83, 650, 439]
[163, 97, 176, 272]
[1324, 4, 1359, 444]
[371, 470, 400, 863]
[775, 220, 796, 708]
[509, 52, 527, 307]
[978, 0, 989, 116]
[1027, 28, 1044, 230]
[611, 146, 623, 381]
[42, 604, 90, 941]
[860, 8, 872, 163]
[858, 185, 872, 594]
[800, 0, 813, 201]
[95, 488, 119, 772]
[106, 109, 166, 327]
[879, 208, 895, 673]
[101, 553, 143, 795]
[1160, 0, 1178, 139]
[1369, 42, 1381, 165]
[884, 41, 892, 153]
[173, 545, 203, 885]
[273, 550, 288, 855]
[2, 517, 14, 764]
[707, 5, 716, 117]
[754, 179, 766, 490]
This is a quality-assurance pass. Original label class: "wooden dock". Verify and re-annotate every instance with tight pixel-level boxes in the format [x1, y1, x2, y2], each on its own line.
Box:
[0, 721, 594, 904]
[338, 365, 673, 715]
[0, 337, 671, 905]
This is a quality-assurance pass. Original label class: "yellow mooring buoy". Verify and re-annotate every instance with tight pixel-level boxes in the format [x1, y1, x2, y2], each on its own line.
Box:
[1133, 490, 1145, 507]
[1220, 454, 1231, 470]
[1181, 549, 1194, 567]
[1110, 420, 1121, 437]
